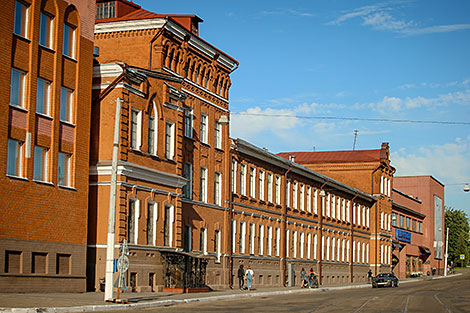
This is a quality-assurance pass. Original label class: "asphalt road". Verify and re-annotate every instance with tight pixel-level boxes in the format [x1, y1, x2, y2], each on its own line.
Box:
[98, 274, 470, 313]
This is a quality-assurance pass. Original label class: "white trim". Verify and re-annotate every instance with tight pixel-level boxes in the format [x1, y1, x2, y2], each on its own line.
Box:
[95, 18, 166, 33]
[93, 63, 123, 78]
[182, 88, 229, 113]
[90, 161, 187, 188]
[183, 78, 229, 104]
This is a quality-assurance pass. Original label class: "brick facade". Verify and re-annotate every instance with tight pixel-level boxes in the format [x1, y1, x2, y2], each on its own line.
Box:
[0, 0, 94, 292]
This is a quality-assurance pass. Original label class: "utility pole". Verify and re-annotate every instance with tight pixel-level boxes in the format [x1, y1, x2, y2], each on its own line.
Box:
[444, 227, 449, 276]
[105, 98, 122, 301]
[353, 130, 359, 150]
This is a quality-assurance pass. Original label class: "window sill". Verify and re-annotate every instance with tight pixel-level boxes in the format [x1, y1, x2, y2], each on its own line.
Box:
[165, 159, 177, 164]
[63, 54, 77, 63]
[60, 120, 76, 127]
[200, 142, 211, 148]
[184, 136, 195, 141]
[7, 175, 28, 182]
[13, 33, 31, 43]
[39, 44, 55, 53]
[59, 185, 76, 191]
[215, 147, 224, 153]
[9, 104, 28, 112]
[36, 112, 53, 120]
[33, 179, 54, 186]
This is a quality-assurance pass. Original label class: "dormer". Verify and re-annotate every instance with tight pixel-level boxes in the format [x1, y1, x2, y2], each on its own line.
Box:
[96, 0, 141, 20]
[168, 15, 203, 36]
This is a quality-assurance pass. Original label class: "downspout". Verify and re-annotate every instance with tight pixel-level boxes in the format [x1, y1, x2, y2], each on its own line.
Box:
[282, 161, 293, 287]
[350, 193, 359, 283]
[228, 140, 238, 289]
[149, 20, 169, 70]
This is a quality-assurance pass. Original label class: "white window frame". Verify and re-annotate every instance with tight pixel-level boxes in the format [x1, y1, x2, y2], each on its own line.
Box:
[275, 227, 280, 257]
[130, 108, 142, 150]
[249, 223, 255, 255]
[313, 233, 318, 260]
[214, 172, 222, 205]
[128, 198, 139, 244]
[307, 233, 311, 259]
[326, 236, 330, 260]
[258, 224, 264, 255]
[200, 113, 208, 144]
[200, 167, 207, 203]
[148, 202, 157, 246]
[231, 160, 237, 193]
[326, 194, 330, 217]
[232, 219, 236, 253]
[300, 232, 305, 259]
[240, 164, 246, 196]
[331, 237, 335, 261]
[184, 107, 193, 138]
[306, 186, 311, 213]
[275, 175, 281, 205]
[300, 184, 305, 211]
[63, 23, 76, 59]
[183, 163, 193, 199]
[292, 182, 298, 210]
[313, 189, 318, 214]
[39, 11, 53, 49]
[267, 226, 273, 256]
[286, 229, 290, 258]
[215, 229, 221, 262]
[267, 173, 273, 203]
[7, 139, 23, 177]
[14, 1, 29, 38]
[33, 145, 48, 182]
[10, 68, 26, 108]
[36, 78, 50, 116]
[331, 195, 335, 219]
[58, 152, 71, 187]
[342, 238, 346, 262]
[286, 180, 291, 207]
[215, 120, 222, 149]
[165, 121, 175, 159]
[259, 170, 265, 201]
[341, 198, 345, 222]
[240, 221, 246, 254]
[347, 200, 351, 223]
[200, 227, 207, 254]
[249, 167, 256, 198]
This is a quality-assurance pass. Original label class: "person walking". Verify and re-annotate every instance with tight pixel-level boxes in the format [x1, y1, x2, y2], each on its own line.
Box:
[300, 268, 308, 288]
[238, 264, 245, 290]
[245, 266, 254, 290]
[367, 269, 373, 283]
[308, 268, 318, 288]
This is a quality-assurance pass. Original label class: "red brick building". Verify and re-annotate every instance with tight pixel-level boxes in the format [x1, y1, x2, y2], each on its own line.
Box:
[0, 0, 95, 292]
[278, 143, 396, 275]
[393, 176, 446, 275]
[88, 0, 238, 292]
[391, 188, 428, 278]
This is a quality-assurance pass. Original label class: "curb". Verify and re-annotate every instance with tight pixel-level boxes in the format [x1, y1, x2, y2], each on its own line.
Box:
[0, 273, 463, 313]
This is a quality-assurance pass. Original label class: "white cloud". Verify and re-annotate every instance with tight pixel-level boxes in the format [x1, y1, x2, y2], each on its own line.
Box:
[391, 137, 470, 185]
[362, 11, 416, 31]
[326, 3, 390, 25]
[260, 8, 314, 18]
[369, 96, 403, 114]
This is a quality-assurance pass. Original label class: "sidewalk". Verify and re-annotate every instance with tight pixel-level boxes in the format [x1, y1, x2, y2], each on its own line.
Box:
[0, 273, 463, 313]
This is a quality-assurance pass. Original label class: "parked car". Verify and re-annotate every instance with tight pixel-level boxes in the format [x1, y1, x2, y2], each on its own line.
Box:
[372, 273, 399, 288]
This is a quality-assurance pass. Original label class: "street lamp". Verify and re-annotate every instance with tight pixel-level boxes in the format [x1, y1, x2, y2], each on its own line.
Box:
[464, 183, 469, 192]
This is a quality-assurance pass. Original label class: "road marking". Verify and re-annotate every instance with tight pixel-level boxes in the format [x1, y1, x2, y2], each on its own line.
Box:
[434, 294, 452, 313]
[307, 304, 332, 312]
[402, 295, 409, 313]
[353, 297, 377, 313]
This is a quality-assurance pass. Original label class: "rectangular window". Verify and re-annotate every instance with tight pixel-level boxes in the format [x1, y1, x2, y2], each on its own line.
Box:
[306, 186, 311, 213]
[131, 109, 139, 149]
[128, 199, 137, 244]
[232, 220, 236, 253]
[249, 167, 256, 198]
[366, 207, 370, 228]
[36, 78, 50, 115]
[292, 182, 298, 210]
[239, 221, 246, 253]
[275, 227, 280, 257]
[300, 232, 305, 259]
[10, 68, 26, 108]
[326, 194, 330, 217]
[184, 107, 193, 138]
[313, 189, 318, 214]
[259, 170, 265, 201]
[58, 152, 71, 187]
[7, 139, 23, 177]
[240, 164, 246, 196]
[214, 172, 222, 205]
[313, 234, 318, 260]
[286, 180, 291, 207]
[214, 230, 221, 262]
[307, 233, 311, 259]
[32, 252, 47, 274]
[60, 87, 73, 123]
[200, 167, 207, 202]
[14, 1, 29, 38]
[147, 202, 156, 246]
[148, 115, 155, 154]
[392, 212, 397, 227]
[200, 114, 208, 144]
[164, 205, 173, 247]
[183, 163, 192, 199]
[275, 176, 281, 205]
[249, 223, 255, 255]
[412, 219, 416, 231]
[258, 224, 264, 255]
[331, 195, 335, 219]
[63, 24, 75, 58]
[341, 199, 346, 221]
[39, 12, 53, 48]
[406, 217, 411, 230]
[267, 226, 273, 256]
[400, 215, 404, 228]
[215, 120, 222, 149]
[165, 122, 175, 159]
[292, 231, 297, 258]
[33, 146, 48, 182]
[231, 160, 237, 193]
[56, 254, 71, 275]
[96, 1, 116, 19]
[200, 227, 207, 254]
[184, 225, 192, 251]
[300, 184, 305, 211]
[267, 173, 273, 203]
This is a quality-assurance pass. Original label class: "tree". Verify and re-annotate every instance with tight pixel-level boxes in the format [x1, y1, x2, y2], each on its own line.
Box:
[445, 206, 470, 266]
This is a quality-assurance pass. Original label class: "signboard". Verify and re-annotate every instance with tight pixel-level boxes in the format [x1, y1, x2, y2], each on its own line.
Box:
[396, 229, 411, 243]
[460, 254, 465, 260]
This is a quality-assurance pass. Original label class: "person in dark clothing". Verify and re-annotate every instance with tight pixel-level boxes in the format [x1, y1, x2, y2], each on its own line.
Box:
[238, 264, 245, 289]
[367, 269, 373, 283]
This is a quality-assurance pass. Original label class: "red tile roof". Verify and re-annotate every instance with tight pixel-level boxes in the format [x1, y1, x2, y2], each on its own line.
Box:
[277, 149, 382, 164]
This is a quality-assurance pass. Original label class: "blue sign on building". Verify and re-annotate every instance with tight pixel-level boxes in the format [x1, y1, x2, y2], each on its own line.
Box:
[396, 229, 411, 243]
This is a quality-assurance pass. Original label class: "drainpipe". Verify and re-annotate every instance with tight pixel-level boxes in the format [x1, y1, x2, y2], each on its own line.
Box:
[282, 161, 293, 287]
[149, 20, 169, 70]
[228, 140, 238, 289]
[350, 193, 359, 283]
[371, 165, 382, 276]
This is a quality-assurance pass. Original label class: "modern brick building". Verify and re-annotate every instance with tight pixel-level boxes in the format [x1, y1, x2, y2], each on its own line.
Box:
[391, 188, 428, 278]
[0, 0, 95, 292]
[88, 0, 238, 292]
[393, 176, 446, 275]
[278, 143, 396, 275]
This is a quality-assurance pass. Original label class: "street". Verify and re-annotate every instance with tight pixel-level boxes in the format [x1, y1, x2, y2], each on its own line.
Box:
[101, 274, 470, 313]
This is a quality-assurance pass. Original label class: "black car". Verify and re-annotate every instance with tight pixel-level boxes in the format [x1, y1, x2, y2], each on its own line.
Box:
[372, 273, 399, 288]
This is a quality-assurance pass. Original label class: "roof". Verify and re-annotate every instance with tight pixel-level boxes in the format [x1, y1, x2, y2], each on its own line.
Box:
[277, 149, 382, 164]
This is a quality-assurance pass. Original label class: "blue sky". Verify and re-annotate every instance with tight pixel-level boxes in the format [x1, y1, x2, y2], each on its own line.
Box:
[138, 0, 470, 214]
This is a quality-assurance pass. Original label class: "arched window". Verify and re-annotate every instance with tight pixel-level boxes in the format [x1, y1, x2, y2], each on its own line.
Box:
[184, 59, 190, 78]
[195, 65, 200, 84]
[148, 101, 158, 155]
[205, 70, 210, 88]
[168, 49, 174, 70]
[174, 52, 180, 72]
[63, 6, 79, 59]
[200, 68, 206, 86]
[190, 61, 196, 81]
[40, 0, 55, 49]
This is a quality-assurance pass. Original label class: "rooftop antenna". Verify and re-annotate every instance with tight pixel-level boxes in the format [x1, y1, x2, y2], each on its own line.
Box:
[353, 130, 359, 150]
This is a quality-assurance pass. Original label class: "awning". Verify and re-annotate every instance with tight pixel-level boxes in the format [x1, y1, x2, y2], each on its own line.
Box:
[419, 246, 432, 254]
